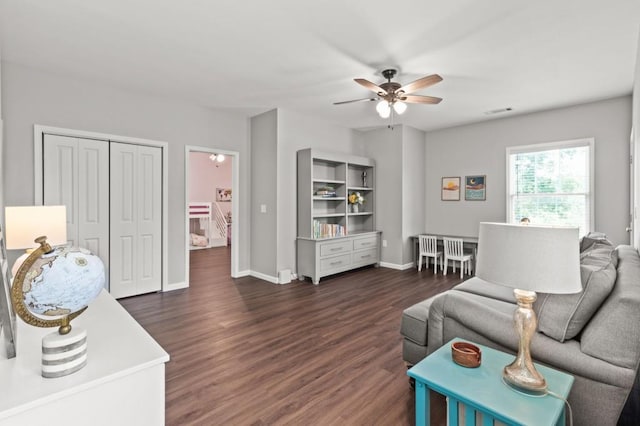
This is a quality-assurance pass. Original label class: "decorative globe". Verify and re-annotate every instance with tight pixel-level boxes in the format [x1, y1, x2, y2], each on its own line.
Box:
[20, 246, 105, 317]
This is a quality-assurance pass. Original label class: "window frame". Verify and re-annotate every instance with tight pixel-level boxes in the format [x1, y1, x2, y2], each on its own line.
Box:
[505, 138, 595, 234]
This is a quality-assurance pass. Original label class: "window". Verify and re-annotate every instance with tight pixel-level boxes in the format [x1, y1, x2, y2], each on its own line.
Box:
[506, 138, 594, 236]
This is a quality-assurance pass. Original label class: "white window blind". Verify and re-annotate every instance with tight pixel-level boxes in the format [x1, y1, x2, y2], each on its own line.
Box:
[507, 139, 594, 236]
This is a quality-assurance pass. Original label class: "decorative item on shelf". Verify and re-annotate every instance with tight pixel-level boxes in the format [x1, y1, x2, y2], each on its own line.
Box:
[348, 192, 365, 213]
[5, 206, 105, 378]
[476, 222, 581, 394]
[315, 186, 336, 198]
[361, 171, 367, 188]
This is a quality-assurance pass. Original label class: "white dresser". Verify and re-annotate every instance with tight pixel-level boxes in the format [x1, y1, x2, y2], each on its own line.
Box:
[0, 290, 169, 426]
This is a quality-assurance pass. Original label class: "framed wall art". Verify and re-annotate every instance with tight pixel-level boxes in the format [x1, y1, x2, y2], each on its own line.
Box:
[465, 175, 486, 201]
[441, 177, 460, 201]
[216, 187, 232, 202]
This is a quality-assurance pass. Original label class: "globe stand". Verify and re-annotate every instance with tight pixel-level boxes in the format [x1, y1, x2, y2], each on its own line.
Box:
[10, 236, 104, 379]
[42, 327, 88, 378]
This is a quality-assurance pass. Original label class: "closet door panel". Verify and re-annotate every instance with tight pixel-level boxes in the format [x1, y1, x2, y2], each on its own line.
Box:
[43, 135, 79, 248]
[136, 146, 162, 294]
[78, 140, 110, 288]
[110, 144, 138, 299]
[110, 143, 162, 298]
[44, 135, 110, 289]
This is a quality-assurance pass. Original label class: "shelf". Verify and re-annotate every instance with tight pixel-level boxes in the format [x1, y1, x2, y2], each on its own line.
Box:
[313, 178, 345, 184]
[348, 212, 373, 216]
[348, 186, 373, 191]
[313, 196, 346, 201]
[313, 213, 345, 218]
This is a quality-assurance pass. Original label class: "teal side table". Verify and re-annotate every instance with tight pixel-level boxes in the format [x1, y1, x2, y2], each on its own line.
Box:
[407, 338, 574, 426]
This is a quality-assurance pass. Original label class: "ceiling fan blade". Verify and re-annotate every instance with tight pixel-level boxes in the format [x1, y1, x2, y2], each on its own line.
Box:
[333, 98, 377, 105]
[354, 78, 387, 95]
[398, 74, 443, 95]
[400, 95, 442, 104]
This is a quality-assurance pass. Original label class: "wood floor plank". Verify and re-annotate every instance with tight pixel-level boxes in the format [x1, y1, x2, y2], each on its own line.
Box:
[119, 247, 463, 425]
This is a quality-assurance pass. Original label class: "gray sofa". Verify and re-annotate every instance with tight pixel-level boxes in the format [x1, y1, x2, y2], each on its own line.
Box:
[401, 237, 640, 426]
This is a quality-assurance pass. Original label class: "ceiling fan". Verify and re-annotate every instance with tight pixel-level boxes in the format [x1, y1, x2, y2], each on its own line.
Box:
[334, 68, 443, 119]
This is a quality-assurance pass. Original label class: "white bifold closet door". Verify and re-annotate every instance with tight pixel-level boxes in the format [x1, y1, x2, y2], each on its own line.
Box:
[109, 142, 162, 299]
[43, 134, 110, 288]
[42, 135, 162, 298]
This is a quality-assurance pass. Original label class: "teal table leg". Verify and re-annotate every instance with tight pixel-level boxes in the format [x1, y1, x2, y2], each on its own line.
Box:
[482, 412, 494, 426]
[415, 381, 429, 426]
[465, 404, 475, 426]
[448, 396, 459, 425]
[555, 408, 566, 426]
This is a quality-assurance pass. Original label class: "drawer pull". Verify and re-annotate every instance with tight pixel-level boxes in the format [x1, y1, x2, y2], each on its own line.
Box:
[330, 261, 342, 266]
[360, 255, 371, 259]
[361, 242, 371, 246]
[330, 247, 342, 252]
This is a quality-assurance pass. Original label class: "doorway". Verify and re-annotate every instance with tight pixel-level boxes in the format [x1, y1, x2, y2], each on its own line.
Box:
[185, 146, 239, 285]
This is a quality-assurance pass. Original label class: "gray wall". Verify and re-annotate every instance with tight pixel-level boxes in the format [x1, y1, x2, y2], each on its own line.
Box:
[1, 61, 251, 286]
[250, 110, 278, 278]
[425, 96, 632, 246]
[362, 127, 404, 265]
[276, 109, 359, 275]
[402, 126, 426, 265]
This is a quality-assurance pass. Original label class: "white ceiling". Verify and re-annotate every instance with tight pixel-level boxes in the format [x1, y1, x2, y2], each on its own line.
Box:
[1, 0, 639, 131]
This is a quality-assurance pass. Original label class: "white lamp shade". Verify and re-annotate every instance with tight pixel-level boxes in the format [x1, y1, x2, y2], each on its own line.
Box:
[5, 205, 68, 249]
[393, 101, 407, 114]
[476, 222, 582, 294]
[376, 101, 391, 118]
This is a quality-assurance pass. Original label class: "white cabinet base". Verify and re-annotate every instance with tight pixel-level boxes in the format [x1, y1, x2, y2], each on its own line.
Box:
[297, 231, 381, 284]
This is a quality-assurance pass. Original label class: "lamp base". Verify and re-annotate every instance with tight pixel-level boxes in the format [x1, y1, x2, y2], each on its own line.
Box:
[503, 365, 547, 395]
[41, 327, 87, 378]
[503, 289, 548, 395]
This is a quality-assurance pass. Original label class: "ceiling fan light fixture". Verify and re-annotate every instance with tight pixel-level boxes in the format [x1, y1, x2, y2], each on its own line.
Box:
[393, 101, 407, 115]
[376, 100, 391, 118]
[209, 153, 225, 163]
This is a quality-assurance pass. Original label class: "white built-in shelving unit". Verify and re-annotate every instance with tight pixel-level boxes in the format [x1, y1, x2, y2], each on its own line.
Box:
[296, 148, 381, 284]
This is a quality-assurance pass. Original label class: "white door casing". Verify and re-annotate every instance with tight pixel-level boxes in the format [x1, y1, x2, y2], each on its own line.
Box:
[110, 142, 162, 298]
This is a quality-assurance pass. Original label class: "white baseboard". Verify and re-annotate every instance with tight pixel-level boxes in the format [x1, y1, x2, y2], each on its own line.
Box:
[379, 261, 415, 271]
[164, 281, 188, 292]
[249, 270, 280, 284]
[234, 270, 251, 278]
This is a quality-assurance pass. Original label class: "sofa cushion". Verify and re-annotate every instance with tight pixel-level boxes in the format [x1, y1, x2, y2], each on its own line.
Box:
[580, 232, 612, 252]
[401, 296, 437, 345]
[454, 277, 516, 304]
[535, 243, 617, 342]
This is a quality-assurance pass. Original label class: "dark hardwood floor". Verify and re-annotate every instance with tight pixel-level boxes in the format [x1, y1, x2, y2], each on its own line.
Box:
[119, 247, 464, 425]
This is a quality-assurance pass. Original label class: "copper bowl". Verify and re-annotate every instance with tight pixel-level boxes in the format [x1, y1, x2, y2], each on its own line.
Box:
[451, 341, 481, 368]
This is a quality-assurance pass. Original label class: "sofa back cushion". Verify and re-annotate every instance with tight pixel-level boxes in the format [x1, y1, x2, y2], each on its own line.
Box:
[534, 240, 617, 342]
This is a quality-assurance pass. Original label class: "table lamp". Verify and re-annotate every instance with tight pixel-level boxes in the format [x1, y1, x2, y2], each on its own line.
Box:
[475, 222, 581, 394]
[5, 205, 105, 378]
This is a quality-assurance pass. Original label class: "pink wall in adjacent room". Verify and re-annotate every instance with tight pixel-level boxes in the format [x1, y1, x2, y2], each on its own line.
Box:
[189, 151, 232, 218]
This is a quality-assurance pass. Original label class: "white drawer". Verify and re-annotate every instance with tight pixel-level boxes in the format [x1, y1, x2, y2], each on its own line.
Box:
[320, 240, 352, 257]
[353, 236, 378, 251]
[352, 248, 378, 265]
[320, 254, 351, 272]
